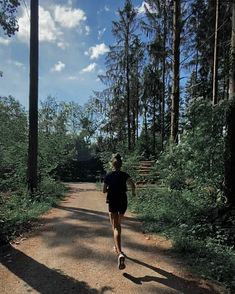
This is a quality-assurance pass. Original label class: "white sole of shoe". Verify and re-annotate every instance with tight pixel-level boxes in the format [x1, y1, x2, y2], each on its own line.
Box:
[118, 254, 126, 270]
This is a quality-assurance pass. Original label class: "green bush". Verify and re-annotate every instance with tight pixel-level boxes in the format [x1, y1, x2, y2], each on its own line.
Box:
[0, 96, 28, 191]
[0, 180, 65, 245]
[127, 99, 235, 289]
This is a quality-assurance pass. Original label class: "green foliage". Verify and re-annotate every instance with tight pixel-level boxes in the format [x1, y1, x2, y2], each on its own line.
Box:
[0, 0, 21, 37]
[0, 96, 28, 191]
[38, 96, 74, 178]
[98, 150, 141, 181]
[0, 181, 65, 244]
[38, 132, 72, 178]
[128, 98, 235, 289]
[122, 153, 142, 181]
[129, 185, 235, 288]
[173, 237, 235, 287]
[151, 98, 227, 194]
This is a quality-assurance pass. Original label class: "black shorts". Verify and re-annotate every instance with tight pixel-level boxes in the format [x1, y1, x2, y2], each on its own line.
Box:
[108, 200, 127, 215]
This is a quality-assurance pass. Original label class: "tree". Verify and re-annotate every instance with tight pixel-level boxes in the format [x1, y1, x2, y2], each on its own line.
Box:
[27, 0, 39, 192]
[107, 0, 139, 151]
[0, 96, 27, 191]
[170, 0, 181, 144]
[229, 0, 235, 99]
[187, 0, 231, 102]
[38, 97, 73, 179]
[212, 0, 219, 105]
[0, 0, 21, 76]
[224, 0, 235, 206]
[0, 0, 21, 36]
[140, 0, 172, 152]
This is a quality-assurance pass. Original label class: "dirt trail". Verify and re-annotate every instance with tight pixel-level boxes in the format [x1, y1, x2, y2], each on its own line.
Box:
[0, 183, 227, 294]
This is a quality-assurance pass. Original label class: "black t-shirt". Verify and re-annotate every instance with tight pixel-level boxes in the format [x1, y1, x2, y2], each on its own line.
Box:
[104, 170, 130, 203]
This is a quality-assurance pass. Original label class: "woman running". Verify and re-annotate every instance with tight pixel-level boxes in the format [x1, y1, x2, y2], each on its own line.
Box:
[103, 153, 135, 270]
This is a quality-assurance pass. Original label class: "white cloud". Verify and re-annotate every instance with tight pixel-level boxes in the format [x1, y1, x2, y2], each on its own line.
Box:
[85, 43, 109, 60]
[84, 25, 90, 35]
[51, 61, 65, 72]
[57, 41, 69, 49]
[17, 8, 30, 42]
[18, 6, 63, 43]
[98, 5, 110, 14]
[40, 7, 63, 41]
[67, 75, 79, 80]
[17, 4, 89, 47]
[0, 37, 11, 45]
[8, 60, 25, 68]
[137, 1, 158, 14]
[54, 5, 86, 28]
[40, 7, 63, 42]
[80, 63, 97, 73]
[98, 28, 106, 40]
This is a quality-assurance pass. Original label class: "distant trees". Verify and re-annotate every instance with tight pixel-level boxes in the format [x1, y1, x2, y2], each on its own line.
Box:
[188, 0, 231, 103]
[141, 0, 172, 154]
[0, 96, 27, 190]
[2, 0, 235, 207]
[100, 0, 142, 151]
[96, 0, 235, 186]
[0, 94, 104, 191]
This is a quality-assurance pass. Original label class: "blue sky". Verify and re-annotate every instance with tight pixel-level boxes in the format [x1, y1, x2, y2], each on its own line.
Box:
[0, 0, 148, 108]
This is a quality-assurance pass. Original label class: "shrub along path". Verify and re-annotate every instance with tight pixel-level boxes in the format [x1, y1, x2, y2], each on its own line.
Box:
[0, 183, 227, 294]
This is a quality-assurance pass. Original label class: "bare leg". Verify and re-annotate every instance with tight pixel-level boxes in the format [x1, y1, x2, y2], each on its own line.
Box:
[109, 212, 122, 254]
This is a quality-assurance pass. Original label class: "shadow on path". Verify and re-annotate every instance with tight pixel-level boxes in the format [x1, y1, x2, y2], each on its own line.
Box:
[55, 206, 140, 224]
[123, 256, 220, 294]
[43, 206, 169, 257]
[0, 246, 112, 294]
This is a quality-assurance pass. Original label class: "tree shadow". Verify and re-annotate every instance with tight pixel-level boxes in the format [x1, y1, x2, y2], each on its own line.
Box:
[0, 245, 112, 294]
[39, 207, 142, 262]
[55, 206, 141, 224]
[123, 256, 220, 294]
[63, 183, 98, 194]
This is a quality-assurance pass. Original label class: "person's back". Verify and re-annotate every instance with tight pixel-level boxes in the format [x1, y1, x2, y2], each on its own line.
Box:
[102, 153, 135, 270]
[105, 170, 129, 203]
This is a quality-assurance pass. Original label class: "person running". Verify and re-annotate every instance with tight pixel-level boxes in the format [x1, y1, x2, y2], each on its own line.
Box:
[103, 153, 136, 270]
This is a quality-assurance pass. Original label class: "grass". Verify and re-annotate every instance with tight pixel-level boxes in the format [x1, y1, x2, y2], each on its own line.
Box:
[128, 186, 235, 292]
[0, 179, 66, 245]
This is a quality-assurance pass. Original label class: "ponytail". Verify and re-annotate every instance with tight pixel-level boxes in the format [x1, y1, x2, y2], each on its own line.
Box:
[111, 153, 122, 170]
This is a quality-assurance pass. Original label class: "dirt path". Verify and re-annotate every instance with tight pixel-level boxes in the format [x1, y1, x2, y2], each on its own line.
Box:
[0, 183, 227, 294]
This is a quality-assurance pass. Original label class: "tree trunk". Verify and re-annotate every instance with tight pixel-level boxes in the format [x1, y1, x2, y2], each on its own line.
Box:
[144, 105, 148, 156]
[153, 93, 156, 155]
[229, 0, 235, 99]
[136, 80, 139, 140]
[224, 0, 235, 207]
[212, 0, 219, 105]
[132, 94, 136, 148]
[126, 36, 131, 151]
[27, 0, 39, 193]
[170, 0, 181, 144]
[224, 101, 235, 206]
[161, 2, 166, 150]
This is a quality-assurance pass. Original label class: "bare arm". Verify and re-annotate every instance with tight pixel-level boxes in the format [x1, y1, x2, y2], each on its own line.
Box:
[103, 182, 108, 193]
[127, 177, 136, 196]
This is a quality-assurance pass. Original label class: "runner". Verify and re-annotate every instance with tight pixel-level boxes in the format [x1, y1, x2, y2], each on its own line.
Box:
[103, 153, 136, 270]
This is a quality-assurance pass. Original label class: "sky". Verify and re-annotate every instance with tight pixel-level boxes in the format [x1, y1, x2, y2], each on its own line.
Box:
[0, 0, 148, 109]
